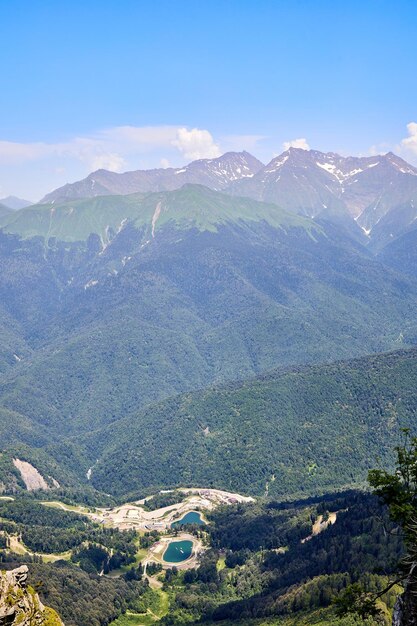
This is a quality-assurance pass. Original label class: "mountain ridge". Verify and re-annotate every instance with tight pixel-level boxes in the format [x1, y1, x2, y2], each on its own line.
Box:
[41, 151, 264, 203]
[0, 184, 317, 244]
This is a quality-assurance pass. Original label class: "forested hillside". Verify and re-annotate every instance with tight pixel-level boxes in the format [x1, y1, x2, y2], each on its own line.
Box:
[2, 344, 417, 501]
[82, 347, 417, 498]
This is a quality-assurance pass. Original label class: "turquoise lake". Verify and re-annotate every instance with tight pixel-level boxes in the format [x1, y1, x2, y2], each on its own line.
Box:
[163, 540, 193, 563]
[171, 511, 205, 528]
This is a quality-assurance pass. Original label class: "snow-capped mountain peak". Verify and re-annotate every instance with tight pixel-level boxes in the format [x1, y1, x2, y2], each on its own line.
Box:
[384, 152, 417, 176]
[227, 148, 417, 242]
[315, 158, 380, 184]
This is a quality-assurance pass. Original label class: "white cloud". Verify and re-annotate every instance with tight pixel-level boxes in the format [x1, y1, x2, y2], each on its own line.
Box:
[171, 127, 221, 160]
[0, 136, 125, 171]
[99, 125, 179, 148]
[89, 153, 126, 172]
[160, 158, 171, 168]
[282, 137, 310, 151]
[220, 134, 266, 152]
[363, 142, 395, 159]
[400, 122, 417, 155]
[0, 125, 222, 172]
[0, 140, 51, 163]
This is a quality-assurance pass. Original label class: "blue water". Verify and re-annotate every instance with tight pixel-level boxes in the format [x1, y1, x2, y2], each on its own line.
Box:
[171, 511, 205, 529]
[163, 540, 193, 563]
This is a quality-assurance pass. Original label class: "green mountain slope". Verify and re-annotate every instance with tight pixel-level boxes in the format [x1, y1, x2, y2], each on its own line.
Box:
[0, 185, 312, 243]
[0, 304, 32, 374]
[0, 189, 416, 445]
[378, 225, 417, 282]
[0, 203, 12, 219]
[0, 193, 148, 243]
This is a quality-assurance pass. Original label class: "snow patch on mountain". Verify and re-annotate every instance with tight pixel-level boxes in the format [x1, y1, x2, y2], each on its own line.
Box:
[265, 155, 289, 173]
[316, 160, 380, 184]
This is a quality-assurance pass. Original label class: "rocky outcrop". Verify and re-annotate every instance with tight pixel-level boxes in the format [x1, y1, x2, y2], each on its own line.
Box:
[0, 565, 63, 625]
[393, 592, 417, 626]
[392, 571, 417, 626]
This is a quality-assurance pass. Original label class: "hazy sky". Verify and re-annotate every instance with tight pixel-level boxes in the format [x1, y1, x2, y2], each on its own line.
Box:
[2, 0, 417, 200]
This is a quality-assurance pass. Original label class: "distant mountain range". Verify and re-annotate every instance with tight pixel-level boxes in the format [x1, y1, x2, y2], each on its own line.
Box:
[0, 195, 33, 210]
[39, 148, 417, 251]
[41, 151, 263, 202]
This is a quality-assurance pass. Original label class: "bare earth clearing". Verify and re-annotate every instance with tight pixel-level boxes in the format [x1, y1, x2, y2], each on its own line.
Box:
[301, 512, 338, 544]
[3, 534, 72, 563]
[12, 459, 49, 491]
[43, 488, 254, 531]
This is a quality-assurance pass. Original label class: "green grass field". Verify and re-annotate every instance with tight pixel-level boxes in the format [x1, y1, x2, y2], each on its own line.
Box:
[110, 613, 156, 626]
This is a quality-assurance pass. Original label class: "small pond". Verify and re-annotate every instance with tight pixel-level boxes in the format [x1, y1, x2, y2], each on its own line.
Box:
[163, 540, 193, 563]
[171, 511, 205, 529]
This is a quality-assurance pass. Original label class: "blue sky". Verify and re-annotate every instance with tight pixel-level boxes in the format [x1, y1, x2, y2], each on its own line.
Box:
[1, 0, 417, 199]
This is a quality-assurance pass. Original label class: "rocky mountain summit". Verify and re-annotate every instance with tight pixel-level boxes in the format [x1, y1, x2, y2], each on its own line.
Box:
[0, 565, 63, 625]
[229, 147, 417, 246]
